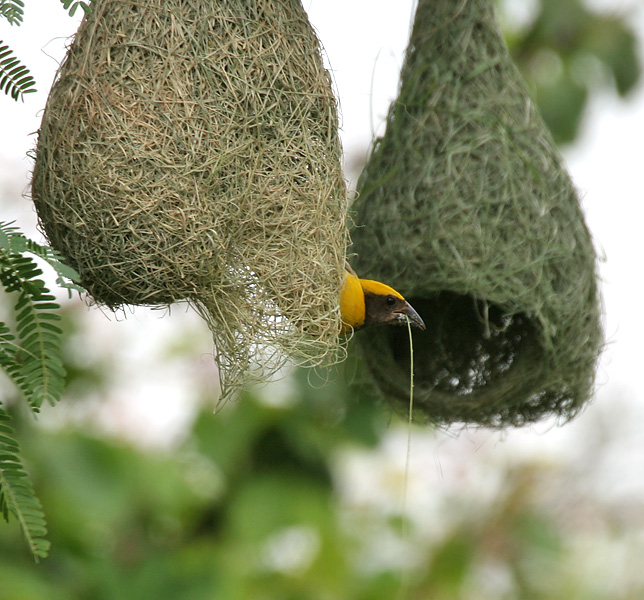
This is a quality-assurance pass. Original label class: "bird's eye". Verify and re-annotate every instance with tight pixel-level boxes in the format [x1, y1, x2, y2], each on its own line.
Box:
[386, 295, 397, 307]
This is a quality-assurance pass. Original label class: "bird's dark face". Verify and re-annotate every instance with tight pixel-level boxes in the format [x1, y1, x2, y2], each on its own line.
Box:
[363, 292, 426, 330]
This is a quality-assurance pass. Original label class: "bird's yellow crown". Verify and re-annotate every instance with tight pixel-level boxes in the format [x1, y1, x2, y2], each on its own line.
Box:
[357, 279, 405, 300]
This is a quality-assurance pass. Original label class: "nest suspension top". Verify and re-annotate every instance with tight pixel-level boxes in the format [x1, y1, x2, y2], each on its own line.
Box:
[350, 0, 603, 426]
[31, 0, 349, 396]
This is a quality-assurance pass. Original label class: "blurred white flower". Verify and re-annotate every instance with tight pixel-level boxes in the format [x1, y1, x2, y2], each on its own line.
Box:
[260, 525, 321, 574]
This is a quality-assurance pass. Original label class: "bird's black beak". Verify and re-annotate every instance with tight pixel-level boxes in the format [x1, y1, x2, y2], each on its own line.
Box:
[396, 301, 426, 331]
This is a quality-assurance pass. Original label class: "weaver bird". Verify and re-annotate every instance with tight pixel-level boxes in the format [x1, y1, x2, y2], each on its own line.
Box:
[340, 263, 426, 335]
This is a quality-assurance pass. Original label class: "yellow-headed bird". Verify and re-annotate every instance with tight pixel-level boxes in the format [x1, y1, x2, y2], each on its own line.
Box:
[340, 263, 426, 335]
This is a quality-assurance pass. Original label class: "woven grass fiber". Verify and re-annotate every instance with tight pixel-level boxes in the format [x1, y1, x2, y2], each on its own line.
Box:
[31, 0, 349, 397]
[350, 0, 603, 427]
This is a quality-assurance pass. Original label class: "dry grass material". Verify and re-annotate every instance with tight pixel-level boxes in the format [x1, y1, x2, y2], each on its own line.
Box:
[350, 0, 603, 427]
[31, 0, 349, 398]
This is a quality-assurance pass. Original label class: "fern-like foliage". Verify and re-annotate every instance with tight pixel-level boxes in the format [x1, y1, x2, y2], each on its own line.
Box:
[0, 0, 24, 25]
[0, 223, 81, 560]
[0, 40, 36, 100]
[60, 0, 89, 18]
[0, 222, 80, 411]
[0, 221, 81, 294]
[2, 0, 87, 562]
[1, 0, 89, 101]
[0, 407, 50, 561]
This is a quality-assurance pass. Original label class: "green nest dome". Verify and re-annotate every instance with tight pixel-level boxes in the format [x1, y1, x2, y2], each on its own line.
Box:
[351, 0, 603, 426]
[31, 0, 349, 397]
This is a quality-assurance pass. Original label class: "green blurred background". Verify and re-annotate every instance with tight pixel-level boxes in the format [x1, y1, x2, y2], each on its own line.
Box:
[2, 0, 644, 598]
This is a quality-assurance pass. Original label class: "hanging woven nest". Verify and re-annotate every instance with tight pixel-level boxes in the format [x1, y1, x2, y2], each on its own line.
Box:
[350, 0, 603, 427]
[31, 0, 349, 396]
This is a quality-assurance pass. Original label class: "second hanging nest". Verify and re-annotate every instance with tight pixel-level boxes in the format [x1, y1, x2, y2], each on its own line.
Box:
[350, 0, 603, 426]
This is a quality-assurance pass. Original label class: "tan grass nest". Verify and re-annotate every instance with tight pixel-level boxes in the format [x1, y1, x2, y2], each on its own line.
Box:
[31, 0, 349, 398]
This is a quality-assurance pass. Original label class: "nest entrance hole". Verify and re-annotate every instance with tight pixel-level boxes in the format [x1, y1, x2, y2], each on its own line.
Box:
[389, 292, 539, 396]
